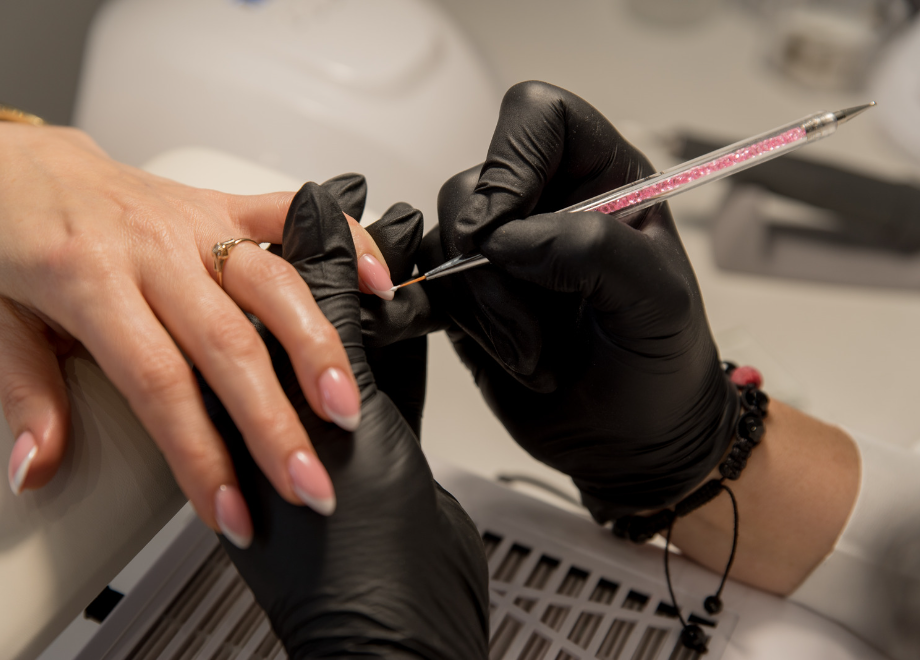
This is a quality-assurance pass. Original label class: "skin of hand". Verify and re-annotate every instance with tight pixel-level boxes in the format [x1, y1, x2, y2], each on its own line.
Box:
[197, 182, 490, 659]
[670, 400, 860, 596]
[381, 81, 738, 521]
[0, 121, 397, 544]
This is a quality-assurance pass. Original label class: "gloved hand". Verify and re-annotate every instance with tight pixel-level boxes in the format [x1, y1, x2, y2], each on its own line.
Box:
[196, 180, 489, 659]
[416, 82, 738, 521]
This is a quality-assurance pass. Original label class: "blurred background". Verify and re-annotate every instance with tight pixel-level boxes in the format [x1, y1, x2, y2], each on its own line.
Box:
[4, 1, 920, 658]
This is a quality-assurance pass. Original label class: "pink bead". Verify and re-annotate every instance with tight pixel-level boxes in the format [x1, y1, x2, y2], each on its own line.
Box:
[730, 365, 763, 388]
[689, 167, 702, 180]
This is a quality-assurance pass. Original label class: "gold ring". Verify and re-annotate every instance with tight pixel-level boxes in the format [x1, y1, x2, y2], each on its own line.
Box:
[0, 104, 45, 126]
[212, 238, 260, 287]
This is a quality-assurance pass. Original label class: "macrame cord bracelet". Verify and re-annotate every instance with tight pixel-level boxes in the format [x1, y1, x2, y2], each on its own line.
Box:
[612, 362, 769, 654]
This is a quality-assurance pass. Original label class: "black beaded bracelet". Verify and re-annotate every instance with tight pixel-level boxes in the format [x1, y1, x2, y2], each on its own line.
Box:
[612, 362, 769, 653]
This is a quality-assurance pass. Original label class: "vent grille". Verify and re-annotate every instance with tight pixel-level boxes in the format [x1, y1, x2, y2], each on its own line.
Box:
[480, 520, 736, 660]
[127, 548, 284, 660]
[107, 491, 736, 660]
[120, 524, 735, 660]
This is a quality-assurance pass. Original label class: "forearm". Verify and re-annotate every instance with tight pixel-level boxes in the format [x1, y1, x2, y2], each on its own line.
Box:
[669, 400, 860, 596]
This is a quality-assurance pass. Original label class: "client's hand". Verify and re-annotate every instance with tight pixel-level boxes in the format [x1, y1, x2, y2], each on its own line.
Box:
[419, 82, 737, 521]
[0, 120, 396, 540]
[197, 182, 489, 658]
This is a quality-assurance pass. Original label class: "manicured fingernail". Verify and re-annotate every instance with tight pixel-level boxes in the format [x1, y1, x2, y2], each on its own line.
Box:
[215, 485, 253, 550]
[358, 254, 395, 300]
[288, 450, 336, 516]
[319, 367, 361, 431]
[8, 431, 38, 495]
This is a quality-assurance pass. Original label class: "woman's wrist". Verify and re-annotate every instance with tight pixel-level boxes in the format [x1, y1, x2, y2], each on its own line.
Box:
[669, 400, 860, 595]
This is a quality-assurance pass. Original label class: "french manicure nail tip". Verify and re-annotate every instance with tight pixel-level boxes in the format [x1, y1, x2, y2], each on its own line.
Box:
[319, 368, 362, 431]
[295, 488, 337, 517]
[371, 287, 395, 301]
[323, 407, 362, 432]
[288, 451, 337, 516]
[215, 485, 253, 550]
[9, 432, 37, 495]
[358, 254, 395, 300]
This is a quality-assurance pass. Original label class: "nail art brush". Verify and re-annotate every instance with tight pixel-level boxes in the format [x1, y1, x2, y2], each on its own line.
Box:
[391, 103, 876, 290]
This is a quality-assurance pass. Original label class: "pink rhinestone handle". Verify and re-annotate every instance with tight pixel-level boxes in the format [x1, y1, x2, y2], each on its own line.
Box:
[580, 127, 807, 216]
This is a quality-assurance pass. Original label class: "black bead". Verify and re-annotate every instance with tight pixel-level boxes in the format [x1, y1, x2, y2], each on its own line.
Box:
[736, 438, 754, 455]
[613, 517, 656, 544]
[721, 361, 737, 375]
[737, 412, 765, 444]
[719, 460, 742, 480]
[742, 386, 769, 415]
[704, 595, 723, 614]
[612, 518, 631, 540]
[680, 624, 708, 652]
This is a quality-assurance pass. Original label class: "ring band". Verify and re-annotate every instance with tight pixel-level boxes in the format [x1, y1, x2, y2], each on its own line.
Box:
[212, 238, 260, 287]
[0, 103, 45, 126]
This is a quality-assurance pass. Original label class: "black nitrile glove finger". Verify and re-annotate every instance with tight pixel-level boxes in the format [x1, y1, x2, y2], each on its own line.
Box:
[433, 82, 737, 521]
[434, 165, 579, 392]
[321, 172, 368, 221]
[361, 202, 449, 349]
[363, 202, 431, 438]
[197, 182, 489, 659]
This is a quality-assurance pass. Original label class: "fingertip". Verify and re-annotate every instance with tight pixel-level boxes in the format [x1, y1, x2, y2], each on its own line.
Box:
[318, 367, 361, 431]
[215, 484, 253, 549]
[7, 397, 72, 492]
[358, 254, 395, 300]
[288, 450, 336, 516]
[8, 431, 37, 495]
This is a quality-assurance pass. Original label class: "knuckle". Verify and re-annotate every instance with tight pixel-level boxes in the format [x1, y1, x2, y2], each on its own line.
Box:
[310, 320, 342, 352]
[204, 314, 262, 360]
[0, 379, 39, 421]
[120, 202, 176, 246]
[290, 320, 342, 367]
[132, 351, 191, 405]
[248, 406, 299, 443]
[245, 252, 295, 289]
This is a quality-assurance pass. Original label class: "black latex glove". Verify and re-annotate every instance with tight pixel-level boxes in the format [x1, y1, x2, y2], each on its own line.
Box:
[197, 179, 490, 659]
[326, 172, 430, 437]
[417, 82, 737, 521]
